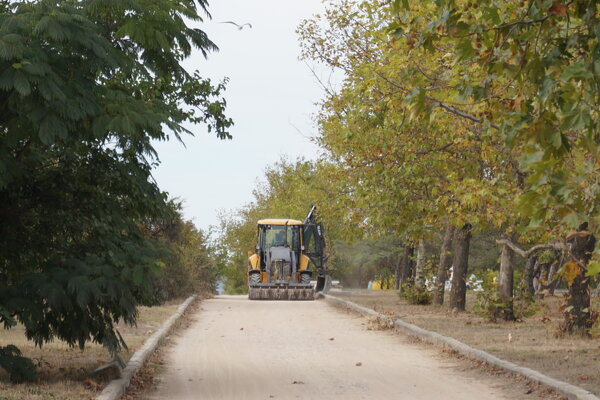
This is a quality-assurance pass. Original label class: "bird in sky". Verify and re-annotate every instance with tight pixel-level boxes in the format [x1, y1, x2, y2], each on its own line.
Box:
[220, 21, 252, 30]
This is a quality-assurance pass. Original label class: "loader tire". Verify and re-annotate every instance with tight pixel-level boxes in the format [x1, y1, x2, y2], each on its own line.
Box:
[249, 272, 261, 286]
[300, 273, 311, 285]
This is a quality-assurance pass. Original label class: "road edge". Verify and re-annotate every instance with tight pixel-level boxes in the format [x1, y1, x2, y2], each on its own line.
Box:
[96, 295, 197, 400]
[323, 293, 599, 400]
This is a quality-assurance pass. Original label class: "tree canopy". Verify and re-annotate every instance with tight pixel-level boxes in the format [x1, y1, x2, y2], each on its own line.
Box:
[0, 0, 231, 371]
[386, 0, 600, 267]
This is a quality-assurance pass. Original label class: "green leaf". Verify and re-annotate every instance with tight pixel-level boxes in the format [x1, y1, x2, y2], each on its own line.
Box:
[561, 108, 590, 131]
[560, 63, 593, 81]
[38, 114, 67, 144]
[456, 39, 476, 61]
[550, 129, 564, 149]
[0, 33, 24, 60]
[12, 71, 30, 96]
[585, 261, 600, 277]
[561, 212, 582, 228]
[392, 0, 409, 11]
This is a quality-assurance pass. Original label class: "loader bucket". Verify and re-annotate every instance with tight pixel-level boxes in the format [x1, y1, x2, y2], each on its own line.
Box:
[248, 286, 314, 300]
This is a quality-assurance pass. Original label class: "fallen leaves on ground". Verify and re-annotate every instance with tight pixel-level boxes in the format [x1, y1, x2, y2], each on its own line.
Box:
[83, 379, 102, 391]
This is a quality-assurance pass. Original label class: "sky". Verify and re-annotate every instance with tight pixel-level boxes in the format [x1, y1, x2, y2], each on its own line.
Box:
[151, 0, 333, 231]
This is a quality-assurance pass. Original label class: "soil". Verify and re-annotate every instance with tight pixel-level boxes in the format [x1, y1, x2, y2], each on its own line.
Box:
[136, 295, 565, 400]
[122, 299, 203, 400]
[332, 289, 600, 396]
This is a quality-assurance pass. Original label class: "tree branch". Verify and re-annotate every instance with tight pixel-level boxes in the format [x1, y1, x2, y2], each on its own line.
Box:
[372, 70, 500, 130]
[496, 239, 564, 258]
[436, 102, 500, 130]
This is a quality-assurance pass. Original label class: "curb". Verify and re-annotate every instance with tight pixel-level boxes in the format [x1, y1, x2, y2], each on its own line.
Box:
[323, 294, 599, 400]
[96, 295, 197, 400]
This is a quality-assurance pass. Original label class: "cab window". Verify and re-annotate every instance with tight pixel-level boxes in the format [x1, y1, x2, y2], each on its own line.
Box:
[262, 225, 299, 250]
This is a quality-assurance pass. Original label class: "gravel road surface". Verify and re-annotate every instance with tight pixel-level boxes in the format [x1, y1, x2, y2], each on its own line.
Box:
[149, 295, 519, 400]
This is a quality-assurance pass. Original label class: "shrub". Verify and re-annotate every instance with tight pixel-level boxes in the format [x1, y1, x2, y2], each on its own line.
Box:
[399, 284, 432, 305]
[473, 269, 538, 322]
[0, 345, 37, 383]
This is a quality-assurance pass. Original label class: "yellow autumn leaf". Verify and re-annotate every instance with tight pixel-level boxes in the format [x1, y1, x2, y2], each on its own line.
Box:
[559, 261, 581, 286]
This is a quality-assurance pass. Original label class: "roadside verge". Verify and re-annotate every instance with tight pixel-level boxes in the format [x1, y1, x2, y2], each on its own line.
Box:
[96, 295, 196, 400]
[323, 293, 599, 400]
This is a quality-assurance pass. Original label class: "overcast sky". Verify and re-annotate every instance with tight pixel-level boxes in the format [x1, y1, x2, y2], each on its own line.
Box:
[151, 0, 332, 231]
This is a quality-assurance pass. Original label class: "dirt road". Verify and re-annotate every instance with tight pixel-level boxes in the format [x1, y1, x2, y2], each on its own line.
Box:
[149, 296, 522, 400]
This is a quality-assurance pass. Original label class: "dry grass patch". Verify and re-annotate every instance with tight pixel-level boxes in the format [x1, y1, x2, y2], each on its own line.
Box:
[332, 289, 600, 396]
[0, 299, 184, 400]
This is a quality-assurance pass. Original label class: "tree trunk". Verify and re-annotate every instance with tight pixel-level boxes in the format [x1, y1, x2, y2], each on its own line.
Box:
[433, 225, 454, 305]
[546, 260, 560, 296]
[562, 224, 596, 335]
[449, 224, 471, 312]
[414, 238, 426, 288]
[535, 262, 550, 295]
[525, 255, 537, 296]
[394, 258, 402, 290]
[394, 244, 403, 290]
[496, 242, 515, 321]
[400, 245, 415, 291]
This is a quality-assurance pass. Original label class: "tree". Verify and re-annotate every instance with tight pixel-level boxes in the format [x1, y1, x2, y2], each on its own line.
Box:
[0, 0, 231, 377]
[142, 201, 216, 301]
[299, 0, 525, 308]
[389, 0, 600, 331]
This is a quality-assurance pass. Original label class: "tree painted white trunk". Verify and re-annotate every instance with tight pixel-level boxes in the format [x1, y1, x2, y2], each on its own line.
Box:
[415, 238, 426, 288]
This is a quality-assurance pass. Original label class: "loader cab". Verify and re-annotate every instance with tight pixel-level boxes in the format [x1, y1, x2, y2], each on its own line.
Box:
[256, 220, 303, 269]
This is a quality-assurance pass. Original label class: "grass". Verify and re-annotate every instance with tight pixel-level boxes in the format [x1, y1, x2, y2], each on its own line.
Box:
[0, 300, 183, 400]
[332, 289, 600, 396]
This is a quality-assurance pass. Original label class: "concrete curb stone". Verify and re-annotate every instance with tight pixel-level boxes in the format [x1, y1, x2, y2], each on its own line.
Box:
[323, 294, 599, 400]
[96, 295, 196, 400]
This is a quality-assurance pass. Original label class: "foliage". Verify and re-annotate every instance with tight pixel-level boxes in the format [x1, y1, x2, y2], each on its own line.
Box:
[0, 0, 231, 357]
[0, 345, 36, 383]
[142, 201, 216, 301]
[389, 0, 600, 263]
[399, 283, 432, 305]
[468, 231, 503, 273]
[558, 261, 582, 287]
[299, 0, 525, 243]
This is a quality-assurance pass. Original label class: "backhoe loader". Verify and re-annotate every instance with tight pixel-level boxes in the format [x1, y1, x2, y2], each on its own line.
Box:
[247, 206, 329, 300]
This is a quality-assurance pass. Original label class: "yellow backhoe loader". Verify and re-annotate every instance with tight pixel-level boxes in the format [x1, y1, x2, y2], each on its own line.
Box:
[247, 206, 329, 300]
